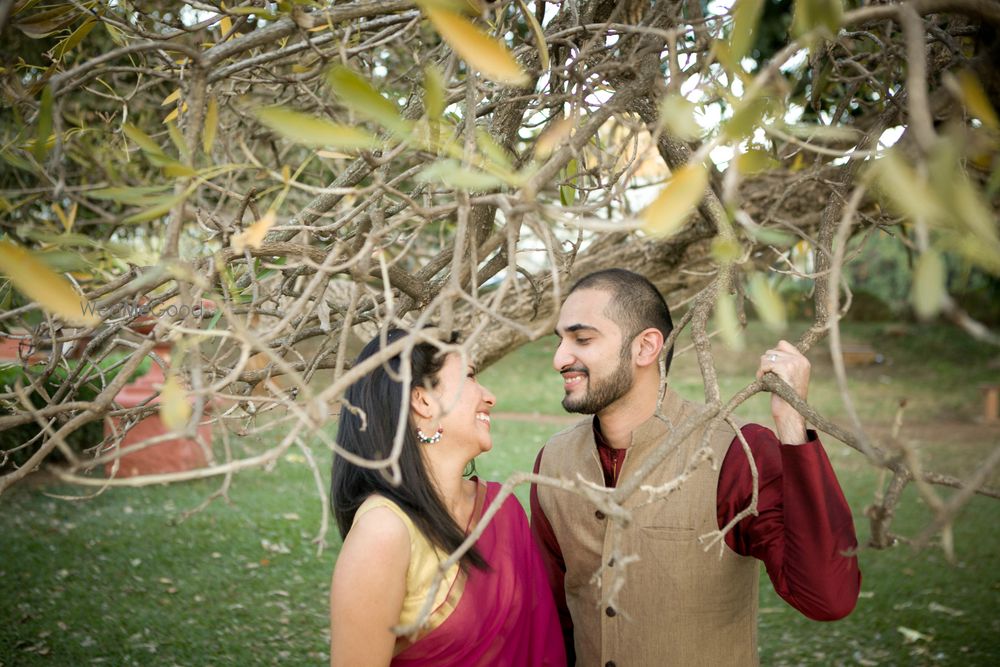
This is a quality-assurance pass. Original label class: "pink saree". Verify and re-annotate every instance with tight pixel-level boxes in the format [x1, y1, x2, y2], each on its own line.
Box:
[391, 481, 566, 666]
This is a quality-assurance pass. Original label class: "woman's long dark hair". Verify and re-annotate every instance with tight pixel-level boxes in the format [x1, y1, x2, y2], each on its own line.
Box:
[330, 329, 487, 570]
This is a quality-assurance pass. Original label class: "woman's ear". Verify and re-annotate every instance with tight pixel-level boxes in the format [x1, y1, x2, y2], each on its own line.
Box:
[634, 328, 664, 368]
[410, 386, 436, 421]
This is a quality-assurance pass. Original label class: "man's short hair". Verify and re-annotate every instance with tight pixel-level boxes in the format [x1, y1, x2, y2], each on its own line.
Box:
[568, 268, 674, 372]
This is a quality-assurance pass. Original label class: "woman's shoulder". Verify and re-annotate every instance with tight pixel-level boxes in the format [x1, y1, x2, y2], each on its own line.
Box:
[350, 496, 415, 548]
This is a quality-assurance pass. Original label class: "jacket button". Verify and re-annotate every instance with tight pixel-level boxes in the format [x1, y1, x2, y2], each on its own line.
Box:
[607, 558, 615, 567]
[606, 606, 617, 617]
[594, 510, 606, 520]
[605, 662, 616, 667]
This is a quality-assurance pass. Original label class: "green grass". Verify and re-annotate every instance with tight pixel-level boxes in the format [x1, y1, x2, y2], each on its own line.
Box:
[2, 322, 998, 665]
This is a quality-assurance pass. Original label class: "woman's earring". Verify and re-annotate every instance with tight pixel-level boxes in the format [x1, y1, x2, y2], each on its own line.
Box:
[416, 426, 443, 444]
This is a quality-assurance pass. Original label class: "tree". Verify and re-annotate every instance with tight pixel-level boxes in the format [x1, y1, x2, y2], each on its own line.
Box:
[1, 0, 999, 622]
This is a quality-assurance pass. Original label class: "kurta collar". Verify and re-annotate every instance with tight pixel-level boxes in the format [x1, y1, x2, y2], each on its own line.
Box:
[592, 386, 686, 451]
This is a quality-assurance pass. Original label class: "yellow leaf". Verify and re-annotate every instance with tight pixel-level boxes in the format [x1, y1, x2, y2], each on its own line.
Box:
[281, 165, 291, 184]
[535, 116, 574, 158]
[220, 15, 233, 39]
[159, 375, 192, 432]
[422, 6, 529, 86]
[747, 273, 786, 331]
[254, 106, 379, 150]
[52, 202, 77, 233]
[161, 89, 181, 107]
[0, 240, 101, 326]
[232, 211, 276, 252]
[202, 96, 218, 154]
[640, 163, 708, 237]
[956, 70, 999, 131]
[911, 249, 946, 320]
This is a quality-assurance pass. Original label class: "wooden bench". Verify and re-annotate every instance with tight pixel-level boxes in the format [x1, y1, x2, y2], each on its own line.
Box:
[839, 343, 883, 367]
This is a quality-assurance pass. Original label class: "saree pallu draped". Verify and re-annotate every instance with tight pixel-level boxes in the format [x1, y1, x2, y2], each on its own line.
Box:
[391, 481, 565, 666]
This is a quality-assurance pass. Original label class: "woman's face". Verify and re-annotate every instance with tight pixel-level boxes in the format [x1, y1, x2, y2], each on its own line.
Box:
[420, 353, 496, 455]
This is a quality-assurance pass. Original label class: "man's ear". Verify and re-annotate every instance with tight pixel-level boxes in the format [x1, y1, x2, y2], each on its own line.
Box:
[634, 328, 664, 368]
[410, 386, 436, 420]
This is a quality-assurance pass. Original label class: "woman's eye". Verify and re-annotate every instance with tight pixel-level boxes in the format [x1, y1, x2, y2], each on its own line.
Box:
[576, 338, 591, 345]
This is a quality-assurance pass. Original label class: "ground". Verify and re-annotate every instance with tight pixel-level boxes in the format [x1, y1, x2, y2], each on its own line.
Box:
[1, 321, 998, 665]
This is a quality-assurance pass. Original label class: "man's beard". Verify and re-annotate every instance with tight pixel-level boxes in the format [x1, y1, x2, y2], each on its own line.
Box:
[562, 351, 634, 415]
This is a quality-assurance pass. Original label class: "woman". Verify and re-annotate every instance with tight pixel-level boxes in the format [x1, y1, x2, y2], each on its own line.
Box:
[329, 329, 565, 666]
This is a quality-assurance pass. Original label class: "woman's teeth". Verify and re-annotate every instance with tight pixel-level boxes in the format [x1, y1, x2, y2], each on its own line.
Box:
[475, 412, 491, 424]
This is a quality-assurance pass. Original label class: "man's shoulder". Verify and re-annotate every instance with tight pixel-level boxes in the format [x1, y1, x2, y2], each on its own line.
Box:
[541, 417, 593, 455]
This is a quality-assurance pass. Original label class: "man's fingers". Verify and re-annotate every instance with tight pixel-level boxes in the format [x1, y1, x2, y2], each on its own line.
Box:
[775, 339, 797, 353]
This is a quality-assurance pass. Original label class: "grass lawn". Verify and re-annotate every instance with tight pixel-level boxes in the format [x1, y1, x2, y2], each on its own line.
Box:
[2, 322, 998, 665]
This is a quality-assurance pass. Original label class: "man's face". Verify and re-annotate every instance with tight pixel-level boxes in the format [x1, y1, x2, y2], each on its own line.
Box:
[553, 288, 635, 414]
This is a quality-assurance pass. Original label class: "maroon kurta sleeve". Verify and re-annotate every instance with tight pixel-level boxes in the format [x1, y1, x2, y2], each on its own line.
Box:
[716, 424, 861, 621]
[530, 448, 576, 664]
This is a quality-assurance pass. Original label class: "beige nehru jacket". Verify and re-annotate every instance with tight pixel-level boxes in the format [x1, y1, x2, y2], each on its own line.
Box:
[536, 388, 759, 666]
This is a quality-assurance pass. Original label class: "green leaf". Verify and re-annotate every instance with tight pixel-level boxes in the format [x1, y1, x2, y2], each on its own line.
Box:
[730, 0, 764, 61]
[87, 185, 173, 205]
[254, 106, 380, 150]
[423, 64, 446, 119]
[747, 273, 786, 331]
[736, 148, 778, 175]
[793, 0, 843, 37]
[711, 237, 743, 263]
[123, 123, 166, 158]
[476, 128, 513, 170]
[2, 148, 34, 172]
[869, 151, 946, 224]
[417, 159, 505, 190]
[723, 95, 770, 141]
[715, 290, 744, 351]
[911, 250, 946, 320]
[658, 94, 700, 141]
[33, 85, 53, 162]
[560, 159, 578, 207]
[122, 194, 186, 224]
[640, 163, 708, 238]
[52, 18, 96, 61]
[326, 66, 411, 137]
[751, 227, 797, 247]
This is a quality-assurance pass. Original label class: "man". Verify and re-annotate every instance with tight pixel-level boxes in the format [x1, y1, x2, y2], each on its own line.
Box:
[530, 269, 860, 666]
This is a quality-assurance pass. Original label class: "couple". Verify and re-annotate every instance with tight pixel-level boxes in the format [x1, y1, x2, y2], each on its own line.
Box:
[329, 269, 861, 666]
